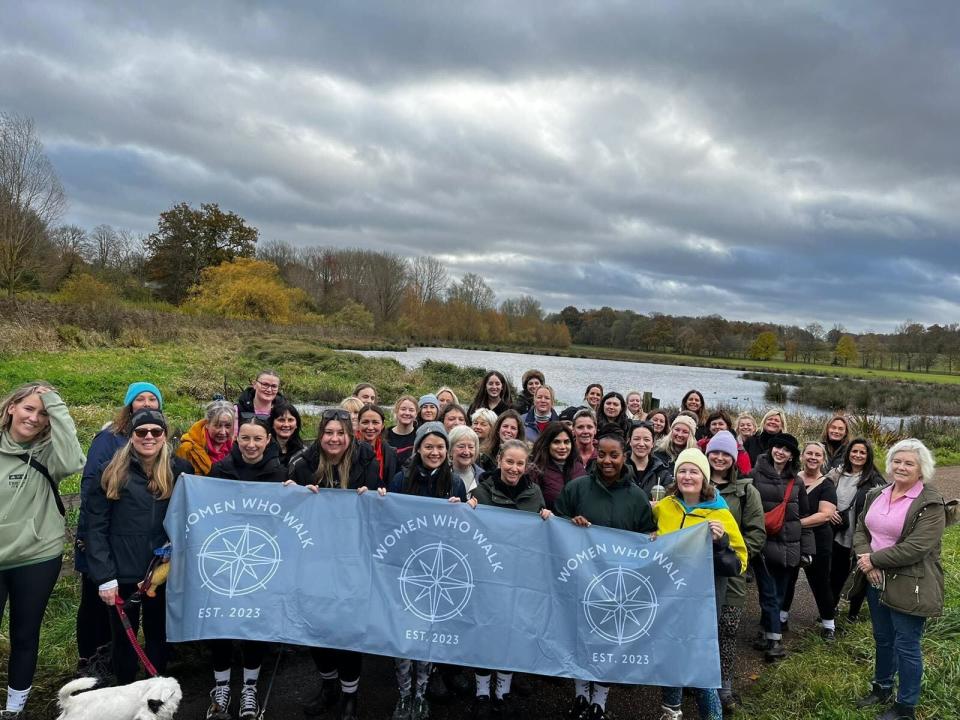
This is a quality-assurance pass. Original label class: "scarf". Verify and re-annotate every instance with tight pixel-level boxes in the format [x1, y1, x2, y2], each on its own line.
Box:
[206, 429, 232, 466]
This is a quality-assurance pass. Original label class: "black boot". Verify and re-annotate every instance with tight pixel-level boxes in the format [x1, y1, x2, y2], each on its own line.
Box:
[856, 682, 894, 708]
[303, 678, 340, 716]
[564, 694, 590, 720]
[337, 692, 358, 720]
[764, 639, 786, 662]
[876, 703, 915, 720]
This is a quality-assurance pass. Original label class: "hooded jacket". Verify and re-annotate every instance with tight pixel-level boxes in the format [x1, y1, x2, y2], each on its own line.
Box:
[626, 453, 674, 496]
[717, 476, 766, 606]
[749, 454, 816, 567]
[85, 454, 193, 585]
[653, 494, 748, 576]
[473, 471, 545, 514]
[210, 443, 287, 483]
[0, 391, 85, 571]
[288, 440, 380, 490]
[555, 467, 655, 533]
[854, 484, 946, 617]
[523, 407, 560, 443]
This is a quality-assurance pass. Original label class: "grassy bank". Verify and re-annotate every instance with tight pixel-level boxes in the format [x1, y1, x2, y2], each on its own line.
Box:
[740, 526, 960, 720]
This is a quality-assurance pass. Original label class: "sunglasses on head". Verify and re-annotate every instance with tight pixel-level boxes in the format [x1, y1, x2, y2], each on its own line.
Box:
[133, 427, 165, 439]
[322, 409, 352, 421]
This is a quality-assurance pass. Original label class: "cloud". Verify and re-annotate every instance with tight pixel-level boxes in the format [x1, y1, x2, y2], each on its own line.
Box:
[2, 0, 959, 331]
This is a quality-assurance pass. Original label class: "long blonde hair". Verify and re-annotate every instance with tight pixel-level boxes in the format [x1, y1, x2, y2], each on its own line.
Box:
[314, 414, 357, 489]
[0, 381, 56, 444]
[101, 440, 175, 500]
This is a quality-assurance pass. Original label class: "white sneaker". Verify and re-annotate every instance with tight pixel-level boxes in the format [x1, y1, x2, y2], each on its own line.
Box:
[659, 706, 683, 720]
[239, 681, 260, 720]
[207, 682, 231, 720]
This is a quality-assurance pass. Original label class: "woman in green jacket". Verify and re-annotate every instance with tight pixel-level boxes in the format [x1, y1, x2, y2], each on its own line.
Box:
[0, 382, 85, 717]
[852, 438, 947, 720]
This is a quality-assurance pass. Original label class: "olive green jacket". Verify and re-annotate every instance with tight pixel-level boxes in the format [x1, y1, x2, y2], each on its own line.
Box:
[853, 484, 946, 617]
[718, 476, 766, 607]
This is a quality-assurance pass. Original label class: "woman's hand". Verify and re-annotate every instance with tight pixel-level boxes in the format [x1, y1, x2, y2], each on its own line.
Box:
[468, 497, 479, 509]
[377, 487, 387, 497]
[99, 586, 118, 606]
[856, 553, 875, 573]
[571, 515, 591, 527]
[448, 496, 462, 504]
[708, 520, 726, 542]
[540, 508, 553, 521]
[34, 386, 52, 396]
[357, 486, 368, 495]
[867, 568, 883, 587]
[828, 509, 843, 525]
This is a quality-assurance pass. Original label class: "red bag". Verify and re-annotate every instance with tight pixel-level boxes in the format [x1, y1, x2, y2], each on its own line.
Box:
[764, 478, 795, 535]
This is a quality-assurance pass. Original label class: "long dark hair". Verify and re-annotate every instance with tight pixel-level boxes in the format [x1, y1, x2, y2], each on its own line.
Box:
[599, 391, 630, 435]
[404, 444, 453, 498]
[269, 401, 303, 452]
[489, 410, 524, 458]
[312, 412, 356, 488]
[529, 422, 576, 479]
[681, 389, 707, 425]
[842, 437, 875, 475]
[469, 371, 513, 412]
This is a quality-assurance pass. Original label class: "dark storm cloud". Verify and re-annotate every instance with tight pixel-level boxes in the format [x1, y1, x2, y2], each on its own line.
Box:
[2, 1, 959, 331]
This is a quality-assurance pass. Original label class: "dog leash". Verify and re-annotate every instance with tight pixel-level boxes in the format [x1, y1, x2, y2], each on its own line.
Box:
[257, 648, 284, 720]
[114, 596, 159, 678]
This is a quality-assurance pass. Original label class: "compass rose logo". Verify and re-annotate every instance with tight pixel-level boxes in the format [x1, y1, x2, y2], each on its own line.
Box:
[582, 565, 658, 645]
[197, 525, 282, 598]
[398, 542, 475, 622]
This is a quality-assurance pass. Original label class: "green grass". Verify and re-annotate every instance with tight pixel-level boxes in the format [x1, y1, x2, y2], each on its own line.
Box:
[740, 525, 960, 720]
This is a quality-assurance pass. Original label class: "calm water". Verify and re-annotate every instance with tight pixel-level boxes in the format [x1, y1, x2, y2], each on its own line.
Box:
[354, 346, 803, 412]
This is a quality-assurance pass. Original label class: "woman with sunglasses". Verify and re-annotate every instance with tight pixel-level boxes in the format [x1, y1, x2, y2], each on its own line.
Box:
[86, 409, 191, 686]
[205, 416, 285, 719]
[236, 369, 284, 420]
[0, 382, 84, 717]
[287, 409, 379, 720]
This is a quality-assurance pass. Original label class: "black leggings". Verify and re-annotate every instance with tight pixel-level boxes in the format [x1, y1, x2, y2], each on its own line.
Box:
[310, 647, 362, 684]
[783, 551, 835, 621]
[830, 542, 866, 617]
[209, 639, 268, 672]
[0, 555, 62, 690]
[108, 583, 167, 685]
[76, 573, 113, 660]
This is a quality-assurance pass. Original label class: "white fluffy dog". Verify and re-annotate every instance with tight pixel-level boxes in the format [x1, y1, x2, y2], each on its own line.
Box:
[56, 676, 181, 720]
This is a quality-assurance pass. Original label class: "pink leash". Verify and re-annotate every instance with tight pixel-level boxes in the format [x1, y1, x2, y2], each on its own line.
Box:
[114, 596, 159, 677]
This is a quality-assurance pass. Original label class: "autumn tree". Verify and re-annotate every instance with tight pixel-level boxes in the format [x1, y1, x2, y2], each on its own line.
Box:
[448, 272, 495, 311]
[144, 202, 258, 303]
[409, 255, 449, 308]
[0, 112, 66, 295]
[748, 331, 778, 360]
[834, 334, 858, 366]
[187, 257, 309, 324]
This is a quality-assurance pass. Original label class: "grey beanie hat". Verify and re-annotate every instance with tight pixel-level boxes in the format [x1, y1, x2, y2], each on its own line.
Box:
[414, 421, 448, 452]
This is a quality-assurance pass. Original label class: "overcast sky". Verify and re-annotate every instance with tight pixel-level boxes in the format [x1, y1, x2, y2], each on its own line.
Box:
[2, 1, 958, 331]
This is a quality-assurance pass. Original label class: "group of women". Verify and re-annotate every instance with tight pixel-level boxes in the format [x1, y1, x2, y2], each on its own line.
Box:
[0, 367, 954, 720]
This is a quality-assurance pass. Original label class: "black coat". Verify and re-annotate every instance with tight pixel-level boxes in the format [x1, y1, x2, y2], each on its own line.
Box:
[236, 387, 286, 416]
[86, 455, 193, 585]
[749, 455, 816, 568]
[389, 463, 468, 501]
[744, 431, 778, 465]
[288, 441, 380, 490]
[627, 453, 674, 495]
[210, 443, 286, 483]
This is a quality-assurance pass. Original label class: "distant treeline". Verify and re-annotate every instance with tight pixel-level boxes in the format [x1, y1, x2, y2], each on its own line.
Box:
[549, 306, 960, 374]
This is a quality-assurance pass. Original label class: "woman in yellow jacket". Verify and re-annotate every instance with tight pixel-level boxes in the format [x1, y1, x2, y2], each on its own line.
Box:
[654, 447, 746, 720]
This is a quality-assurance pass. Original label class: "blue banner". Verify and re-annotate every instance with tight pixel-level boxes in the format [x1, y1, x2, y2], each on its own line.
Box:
[164, 475, 720, 687]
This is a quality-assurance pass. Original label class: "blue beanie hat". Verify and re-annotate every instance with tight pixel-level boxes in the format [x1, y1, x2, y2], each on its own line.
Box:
[418, 394, 440, 409]
[124, 382, 163, 409]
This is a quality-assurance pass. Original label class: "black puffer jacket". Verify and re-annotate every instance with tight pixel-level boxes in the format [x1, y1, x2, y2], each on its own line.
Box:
[288, 441, 380, 490]
[749, 455, 816, 567]
[86, 455, 193, 585]
[235, 387, 286, 416]
[626, 453, 674, 495]
[210, 443, 286, 483]
[744, 431, 778, 465]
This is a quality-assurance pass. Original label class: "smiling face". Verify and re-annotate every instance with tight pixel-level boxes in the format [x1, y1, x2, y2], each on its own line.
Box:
[890, 450, 921, 486]
[684, 393, 702, 413]
[130, 392, 160, 413]
[355, 386, 377, 405]
[848, 442, 868, 470]
[573, 416, 596, 447]
[671, 423, 691, 447]
[419, 435, 447, 470]
[237, 422, 270, 463]
[499, 446, 528, 485]
[485, 374, 503, 400]
[131, 424, 165, 460]
[596, 437, 625, 482]
[763, 414, 783, 433]
[437, 390, 455, 407]
[533, 387, 553, 415]
[827, 419, 847, 442]
[709, 417, 728, 435]
[6, 393, 50, 443]
[273, 410, 298, 441]
[626, 393, 642, 415]
[603, 396, 622, 419]
[707, 451, 733, 474]
[254, 374, 280, 404]
[771, 444, 793, 467]
[802, 444, 824, 473]
[209, 413, 234, 446]
[629, 425, 654, 459]
[549, 431, 573, 463]
[498, 418, 519, 441]
[584, 386, 603, 409]
[736, 417, 756, 438]
[358, 410, 384, 443]
[525, 376, 542, 396]
[442, 409, 466, 430]
[452, 438, 476, 469]
[320, 420, 350, 459]
[471, 417, 491, 441]
[396, 399, 417, 427]
[419, 403, 438, 421]
[676, 463, 705, 501]
[649, 412, 667, 434]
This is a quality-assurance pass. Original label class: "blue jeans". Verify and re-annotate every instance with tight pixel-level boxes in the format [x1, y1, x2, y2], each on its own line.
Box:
[866, 586, 926, 707]
[662, 687, 722, 720]
[752, 557, 791, 636]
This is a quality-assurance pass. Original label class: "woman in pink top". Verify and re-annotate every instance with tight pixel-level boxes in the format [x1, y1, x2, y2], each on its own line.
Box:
[852, 439, 948, 720]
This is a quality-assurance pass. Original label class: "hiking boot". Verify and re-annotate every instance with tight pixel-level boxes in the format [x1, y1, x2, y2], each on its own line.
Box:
[564, 694, 590, 720]
[337, 693, 358, 720]
[411, 695, 430, 720]
[582, 703, 612, 720]
[659, 706, 683, 720]
[304, 678, 340, 715]
[821, 627, 836, 642]
[239, 681, 260, 720]
[206, 682, 231, 720]
[876, 703, 916, 720]
[392, 695, 413, 720]
[856, 683, 894, 708]
[764, 639, 787, 662]
[472, 695, 493, 720]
